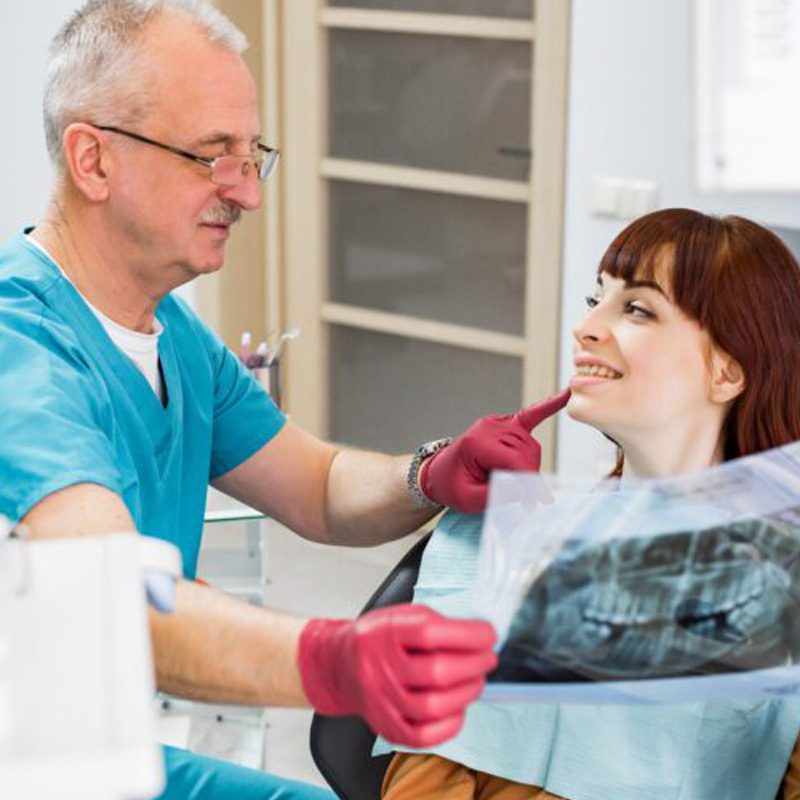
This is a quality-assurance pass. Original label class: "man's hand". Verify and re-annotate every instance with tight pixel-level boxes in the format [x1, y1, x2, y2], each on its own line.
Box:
[297, 604, 497, 748]
[419, 389, 571, 514]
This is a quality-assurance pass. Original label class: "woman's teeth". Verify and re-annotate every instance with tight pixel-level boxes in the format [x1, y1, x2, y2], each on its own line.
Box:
[575, 365, 621, 379]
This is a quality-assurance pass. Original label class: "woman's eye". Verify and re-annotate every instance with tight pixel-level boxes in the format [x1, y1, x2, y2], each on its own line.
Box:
[625, 302, 655, 319]
[584, 294, 600, 309]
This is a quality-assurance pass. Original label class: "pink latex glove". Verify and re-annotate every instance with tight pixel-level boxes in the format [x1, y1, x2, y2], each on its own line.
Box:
[297, 603, 497, 748]
[419, 389, 571, 514]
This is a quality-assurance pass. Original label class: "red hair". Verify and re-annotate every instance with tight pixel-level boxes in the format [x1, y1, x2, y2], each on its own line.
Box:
[599, 208, 800, 463]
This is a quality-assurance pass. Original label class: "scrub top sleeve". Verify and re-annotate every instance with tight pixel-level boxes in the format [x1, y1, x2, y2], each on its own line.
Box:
[209, 332, 286, 481]
[0, 327, 125, 522]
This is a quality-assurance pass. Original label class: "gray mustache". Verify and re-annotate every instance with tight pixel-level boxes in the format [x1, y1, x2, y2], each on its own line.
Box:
[201, 205, 241, 226]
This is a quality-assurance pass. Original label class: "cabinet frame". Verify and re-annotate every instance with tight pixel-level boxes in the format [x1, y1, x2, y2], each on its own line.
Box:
[282, 1, 571, 467]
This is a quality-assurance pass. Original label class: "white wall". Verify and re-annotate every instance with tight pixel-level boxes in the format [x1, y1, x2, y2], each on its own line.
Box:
[556, 0, 800, 476]
[2, 0, 195, 307]
[1, 2, 82, 242]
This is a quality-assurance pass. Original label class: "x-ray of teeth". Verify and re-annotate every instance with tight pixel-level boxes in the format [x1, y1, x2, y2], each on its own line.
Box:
[474, 439, 800, 700]
[491, 517, 800, 683]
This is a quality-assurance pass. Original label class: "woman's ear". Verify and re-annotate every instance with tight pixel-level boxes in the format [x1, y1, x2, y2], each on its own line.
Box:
[709, 348, 745, 404]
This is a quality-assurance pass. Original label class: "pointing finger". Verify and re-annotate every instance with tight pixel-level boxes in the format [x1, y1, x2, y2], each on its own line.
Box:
[514, 389, 571, 431]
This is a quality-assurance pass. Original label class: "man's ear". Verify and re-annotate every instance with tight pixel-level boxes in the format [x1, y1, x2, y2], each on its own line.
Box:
[61, 123, 111, 202]
[709, 347, 745, 404]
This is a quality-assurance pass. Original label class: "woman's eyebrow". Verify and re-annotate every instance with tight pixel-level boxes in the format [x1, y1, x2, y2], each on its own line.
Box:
[624, 278, 667, 297]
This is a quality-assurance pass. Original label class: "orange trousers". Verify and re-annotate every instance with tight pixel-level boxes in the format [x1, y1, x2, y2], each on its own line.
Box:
[384, 735, 800, 800]
[781, 735, 800, 800]
[381, 753, 564, 800]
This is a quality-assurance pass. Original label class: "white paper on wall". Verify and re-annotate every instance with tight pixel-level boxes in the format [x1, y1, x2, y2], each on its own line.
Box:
[696, 0, 800, 191]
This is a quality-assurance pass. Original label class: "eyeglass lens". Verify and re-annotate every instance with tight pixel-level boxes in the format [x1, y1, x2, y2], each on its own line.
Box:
[211, 151, 279, 186]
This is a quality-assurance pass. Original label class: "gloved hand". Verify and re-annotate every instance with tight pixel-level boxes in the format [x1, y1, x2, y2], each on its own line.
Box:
[419, 389, 571, 514]
[297, 603, 497, 748]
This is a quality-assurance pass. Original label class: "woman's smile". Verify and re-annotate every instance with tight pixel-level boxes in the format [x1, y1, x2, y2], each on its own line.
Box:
[570, 356, 623, 389]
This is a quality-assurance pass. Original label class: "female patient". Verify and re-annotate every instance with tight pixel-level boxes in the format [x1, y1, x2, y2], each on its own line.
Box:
[380, 209, 800, 800]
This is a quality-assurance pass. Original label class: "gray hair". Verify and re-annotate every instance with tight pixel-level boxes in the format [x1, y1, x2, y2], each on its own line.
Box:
[43, 0, 248, 167]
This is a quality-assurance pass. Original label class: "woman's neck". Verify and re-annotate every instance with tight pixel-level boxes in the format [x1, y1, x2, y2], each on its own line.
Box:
[618, 418, 726, 480]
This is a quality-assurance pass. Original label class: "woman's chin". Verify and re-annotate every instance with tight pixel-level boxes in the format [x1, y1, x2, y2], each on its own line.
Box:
[566, 397, 620, 437]
[566, 394, 600, 424]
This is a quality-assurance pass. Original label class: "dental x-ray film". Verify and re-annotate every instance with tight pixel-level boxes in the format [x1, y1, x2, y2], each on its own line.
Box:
[475, 440, 800, 703]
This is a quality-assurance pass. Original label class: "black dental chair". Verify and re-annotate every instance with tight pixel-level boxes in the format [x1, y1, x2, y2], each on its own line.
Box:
[309, 532, 432, 800]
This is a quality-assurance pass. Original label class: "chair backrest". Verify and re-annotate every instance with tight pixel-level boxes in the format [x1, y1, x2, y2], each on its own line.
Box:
[309, 532, 432, 800]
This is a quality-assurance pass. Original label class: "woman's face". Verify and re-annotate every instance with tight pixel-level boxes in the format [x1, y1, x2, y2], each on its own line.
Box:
[567, 271, 720, 445]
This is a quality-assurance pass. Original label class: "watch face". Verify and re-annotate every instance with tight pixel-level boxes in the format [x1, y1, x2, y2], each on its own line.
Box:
[422, 438, 450, 457]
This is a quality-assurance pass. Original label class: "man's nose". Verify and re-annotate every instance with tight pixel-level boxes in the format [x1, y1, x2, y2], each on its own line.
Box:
[220, 172, 262, 211]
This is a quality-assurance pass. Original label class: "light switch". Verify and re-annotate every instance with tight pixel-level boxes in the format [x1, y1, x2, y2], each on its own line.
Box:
[590, 176, 622, 216]
[591, 176, 660, 220]
[619, 180, 659, 218]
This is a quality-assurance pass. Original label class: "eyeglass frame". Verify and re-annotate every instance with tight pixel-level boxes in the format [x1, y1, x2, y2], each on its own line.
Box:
[92, 124, 280, 186]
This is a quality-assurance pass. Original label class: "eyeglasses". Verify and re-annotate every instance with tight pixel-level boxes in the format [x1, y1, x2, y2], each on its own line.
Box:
[94, 124, 280, 186]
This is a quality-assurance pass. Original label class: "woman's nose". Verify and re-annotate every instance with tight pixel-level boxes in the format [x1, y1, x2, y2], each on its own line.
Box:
[572, 308, 608, 346]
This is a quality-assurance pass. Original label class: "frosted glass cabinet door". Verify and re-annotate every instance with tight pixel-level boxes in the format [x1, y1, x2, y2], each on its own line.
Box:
[329, 30, 532, 180]
[328, 0, 533, 18]
[329, 328, 523, 453]
[284, 2, 567, 460]
[329, 183, 527, 335]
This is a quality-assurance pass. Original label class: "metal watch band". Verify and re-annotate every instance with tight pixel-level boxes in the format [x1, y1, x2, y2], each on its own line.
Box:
[406, 437, 452, 510]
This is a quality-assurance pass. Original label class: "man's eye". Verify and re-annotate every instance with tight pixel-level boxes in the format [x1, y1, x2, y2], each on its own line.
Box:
[585, 295, 600, 309]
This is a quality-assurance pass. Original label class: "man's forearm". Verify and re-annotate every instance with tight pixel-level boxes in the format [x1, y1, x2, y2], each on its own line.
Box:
[212, 424, 438, 547]
[151, 579, 309, 707]
[323, 449, 437, 547]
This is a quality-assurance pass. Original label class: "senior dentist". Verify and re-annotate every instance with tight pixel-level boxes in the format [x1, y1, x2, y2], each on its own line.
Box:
[0, 1, 570, 798]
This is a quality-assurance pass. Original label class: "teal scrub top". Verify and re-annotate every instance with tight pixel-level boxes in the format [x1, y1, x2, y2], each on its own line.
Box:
[0, 232, 286, 577]
[376, 510, 800, 800]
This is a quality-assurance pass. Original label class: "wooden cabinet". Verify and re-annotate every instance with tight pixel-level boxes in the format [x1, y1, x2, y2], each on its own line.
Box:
[213, 1, 571, 465]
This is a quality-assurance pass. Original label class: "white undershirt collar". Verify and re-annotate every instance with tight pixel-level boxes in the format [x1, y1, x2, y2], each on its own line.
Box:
[26, 235, 164, 400]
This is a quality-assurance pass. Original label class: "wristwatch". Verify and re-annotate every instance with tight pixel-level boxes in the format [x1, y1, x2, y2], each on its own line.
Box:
[406, 437, 452, 509]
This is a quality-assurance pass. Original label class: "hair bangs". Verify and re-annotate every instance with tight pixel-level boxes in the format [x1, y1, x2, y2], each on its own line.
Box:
[597, 216, 682, 300]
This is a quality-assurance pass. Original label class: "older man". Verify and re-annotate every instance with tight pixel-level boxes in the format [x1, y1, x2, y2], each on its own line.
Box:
[0, 1, 567, 798]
